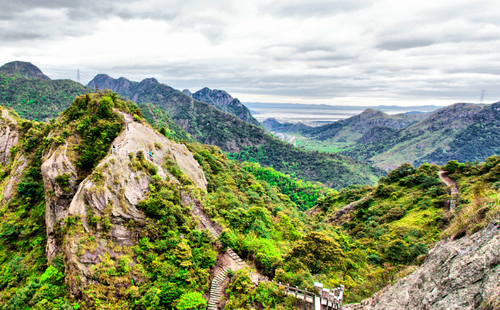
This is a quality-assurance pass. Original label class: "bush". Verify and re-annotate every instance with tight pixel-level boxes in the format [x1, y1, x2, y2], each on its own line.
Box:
[384, 239, 409, 263]
[176, 292, 206, 310]
[39, 266, 64, 286]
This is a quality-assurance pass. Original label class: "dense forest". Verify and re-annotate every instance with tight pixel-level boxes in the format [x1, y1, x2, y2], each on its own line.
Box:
[228, 140, 385, 189]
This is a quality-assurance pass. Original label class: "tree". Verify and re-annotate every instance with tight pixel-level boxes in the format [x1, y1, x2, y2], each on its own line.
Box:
[284, 232, 345, 274]
[176, 292, 206, 310]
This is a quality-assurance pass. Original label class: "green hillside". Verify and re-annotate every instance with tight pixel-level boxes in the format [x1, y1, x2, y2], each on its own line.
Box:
[264, 109, 428, 153]
[341, 102, 500, 169]
[0, 62, 92, 121]
[0, 93, 498, 308]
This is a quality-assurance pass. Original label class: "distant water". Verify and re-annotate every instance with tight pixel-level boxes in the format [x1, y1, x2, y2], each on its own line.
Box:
[248, 105, 441, 126]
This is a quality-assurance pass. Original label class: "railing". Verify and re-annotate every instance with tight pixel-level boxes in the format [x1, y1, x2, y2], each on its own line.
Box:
[276, 282, 344, 310]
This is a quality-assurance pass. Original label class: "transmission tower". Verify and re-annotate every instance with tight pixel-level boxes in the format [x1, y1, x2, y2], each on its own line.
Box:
[480, 90, 485, 104]
[77, 68, 80, 83]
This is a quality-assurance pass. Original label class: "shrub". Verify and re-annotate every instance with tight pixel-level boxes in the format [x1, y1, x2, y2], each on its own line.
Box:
[39, 266, 64, 285]
[384, 239, 409, 263]
[176, 292, 206, 310]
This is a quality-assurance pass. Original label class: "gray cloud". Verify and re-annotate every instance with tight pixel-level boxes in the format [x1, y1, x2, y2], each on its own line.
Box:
[376, 38, 435, 51]
[260, 0, 373, 18]
[4, 0, 500, 105]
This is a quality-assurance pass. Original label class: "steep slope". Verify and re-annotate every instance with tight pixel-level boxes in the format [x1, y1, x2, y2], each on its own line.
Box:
[345, 220, 500, 310]
[188, 87, 261, 127]
[264, 109, 428, 153]
[139, 102, 193, 142]
[0, 62, 92, 121]
[342, 102, 499, 170]
[87, 74, 386, 188]
[0, 61, 50, 80]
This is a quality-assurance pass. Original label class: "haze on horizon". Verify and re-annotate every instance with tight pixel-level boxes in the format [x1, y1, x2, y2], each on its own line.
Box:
[1, 0, 500, 107]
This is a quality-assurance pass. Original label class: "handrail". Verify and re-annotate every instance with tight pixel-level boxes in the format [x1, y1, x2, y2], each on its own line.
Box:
[274, 281, 345, 309]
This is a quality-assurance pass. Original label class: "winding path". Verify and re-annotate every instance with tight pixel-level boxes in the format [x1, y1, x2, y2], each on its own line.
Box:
[438, 171, 459, 212]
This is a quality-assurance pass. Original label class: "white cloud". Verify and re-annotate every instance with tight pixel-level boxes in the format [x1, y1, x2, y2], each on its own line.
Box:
[1, 0, 500, 106]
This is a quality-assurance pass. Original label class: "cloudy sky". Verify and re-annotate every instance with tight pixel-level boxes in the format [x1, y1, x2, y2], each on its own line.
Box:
[1, 0, 500, 106]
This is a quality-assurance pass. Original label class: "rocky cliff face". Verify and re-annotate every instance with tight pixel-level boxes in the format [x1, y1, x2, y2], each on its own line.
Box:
[40, 108, 208, 297]
[192, 87, 261, 127]
[345, 219, 500, 310]
[0, 107, 27, 204]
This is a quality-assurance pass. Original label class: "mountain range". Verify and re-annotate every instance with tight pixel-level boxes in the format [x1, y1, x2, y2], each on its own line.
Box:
[0, 60, 498, 310]
[86, 73, 385, 188]
[266, 102, 500, 170]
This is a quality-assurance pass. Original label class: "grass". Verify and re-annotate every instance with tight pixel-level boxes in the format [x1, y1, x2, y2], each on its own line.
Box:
[443, 194, 500, 239]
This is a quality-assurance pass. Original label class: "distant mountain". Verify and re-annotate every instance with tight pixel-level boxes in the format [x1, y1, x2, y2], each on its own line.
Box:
[88, 74, 385, 188]
[264, 109, 429, 152]
[342, 102, 500, 169]
[0, 62, 92, 121]
[188, 87, 261, 127]
[0, 61, 50, 80]
[245, 101, 443, 112]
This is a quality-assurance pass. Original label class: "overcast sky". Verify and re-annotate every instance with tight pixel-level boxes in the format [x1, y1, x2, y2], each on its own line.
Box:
[1, 0, 500, 106]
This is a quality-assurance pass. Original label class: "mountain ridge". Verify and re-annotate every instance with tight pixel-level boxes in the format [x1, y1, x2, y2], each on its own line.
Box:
[87, 73, 386, 189]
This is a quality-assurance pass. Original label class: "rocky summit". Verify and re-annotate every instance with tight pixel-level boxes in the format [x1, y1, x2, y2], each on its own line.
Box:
[191, 87, 261, 127]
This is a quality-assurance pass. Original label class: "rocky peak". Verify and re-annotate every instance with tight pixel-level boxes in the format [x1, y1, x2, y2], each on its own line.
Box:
[182, 89, 193, 97]
[192, 87, 262, 127]
[193, 87, 237, 108]
[88, 74, 134, 97]
[41, 105, 208, 296]
[0, 61, 51, 80]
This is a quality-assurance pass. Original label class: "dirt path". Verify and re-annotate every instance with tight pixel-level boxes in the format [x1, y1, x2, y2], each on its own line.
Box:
[438, 171, 459, 212]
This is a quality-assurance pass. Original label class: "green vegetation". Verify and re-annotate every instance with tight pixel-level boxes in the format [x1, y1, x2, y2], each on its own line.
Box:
[89, 74, 385, 188]
[139, 103, 193, 142]
[241, 162, 333, 210]
[0, 74, 92, 121]
[51, 91, 141, 177]
[0, 108, 74, 308]
[0, 87, 498, 309]
[81, 175, 217, 308]
[441, 156, 500, 238]
[228, 139, 385, 189]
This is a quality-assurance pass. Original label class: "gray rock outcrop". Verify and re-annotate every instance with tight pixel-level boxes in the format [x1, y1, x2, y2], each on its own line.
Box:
[192, 87, 261, 127]
[0, 109, 19, 166]
[0, 108, 26, 205]
[42, 112, 208, 296]
[41, 143, 79, 261]
[344, 219, 500, 310]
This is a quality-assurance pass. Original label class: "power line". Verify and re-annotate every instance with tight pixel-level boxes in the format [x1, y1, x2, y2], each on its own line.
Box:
[480, 90, 485, 104]
[77, 68, 80, 84]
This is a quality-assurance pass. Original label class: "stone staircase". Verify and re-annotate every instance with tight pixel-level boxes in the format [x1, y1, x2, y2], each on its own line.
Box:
[191, 204, 247, 309]
[208, 267, 230, 310]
